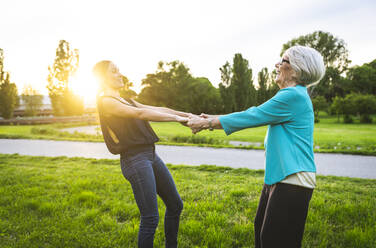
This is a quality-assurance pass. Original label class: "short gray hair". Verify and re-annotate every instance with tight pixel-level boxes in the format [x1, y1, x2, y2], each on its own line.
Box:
[284, 45, 325, 87]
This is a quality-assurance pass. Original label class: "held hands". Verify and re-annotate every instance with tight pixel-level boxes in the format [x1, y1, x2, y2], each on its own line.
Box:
[187, 113, 210, 134]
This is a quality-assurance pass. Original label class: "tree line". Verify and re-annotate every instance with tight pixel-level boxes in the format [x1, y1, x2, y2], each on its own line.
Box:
[1, 31, 376, 123]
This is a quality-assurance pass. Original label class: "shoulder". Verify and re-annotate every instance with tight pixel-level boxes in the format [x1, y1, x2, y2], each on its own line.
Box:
[272, 87, 298, 103]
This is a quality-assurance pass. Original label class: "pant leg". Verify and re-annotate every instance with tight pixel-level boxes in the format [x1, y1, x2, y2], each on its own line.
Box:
[121, 151, 159, 248]
[152, 153, 183, 248]
[254, 184, 270, 248]
[260, 183, 313, 248]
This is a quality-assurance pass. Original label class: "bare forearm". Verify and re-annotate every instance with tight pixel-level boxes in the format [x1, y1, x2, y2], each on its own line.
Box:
[155, 107, 191, 117]
[131, 99, 190, 117]
[138, 108, 180, 122]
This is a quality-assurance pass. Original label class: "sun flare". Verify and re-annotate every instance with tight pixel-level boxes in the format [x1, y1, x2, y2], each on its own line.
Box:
[70, 69, 98, 107]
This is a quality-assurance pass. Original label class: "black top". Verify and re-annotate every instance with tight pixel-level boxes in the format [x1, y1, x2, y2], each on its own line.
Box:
[96, 94, 159, 155]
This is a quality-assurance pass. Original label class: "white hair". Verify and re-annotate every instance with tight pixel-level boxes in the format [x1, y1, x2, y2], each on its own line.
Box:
[284, 45, 326, 88]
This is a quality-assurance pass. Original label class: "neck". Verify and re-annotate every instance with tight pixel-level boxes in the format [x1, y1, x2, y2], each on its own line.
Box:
[102, 87, 120, 97]
[279, 81, 297, 89]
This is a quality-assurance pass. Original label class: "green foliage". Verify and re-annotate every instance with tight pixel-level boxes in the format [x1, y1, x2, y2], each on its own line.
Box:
[219, 54, 256, 113]
[21, 85, 43, 116]
[47, 40, 83, 116]
[256, 68, 269, 105]
[138, 61, 221, 114]
[311, 96, 328, 123]
[188, 77, 222, 114]
[219, 62, 235, 113]
[331, 95, 357, 123]
[0, 154, 375, 247]
[119, 76, 137, 100]
[352, 94, 376, 123]
[0, 49, 19, 119]
[347, 59, 376, 95]
[331, 94, 376, 123]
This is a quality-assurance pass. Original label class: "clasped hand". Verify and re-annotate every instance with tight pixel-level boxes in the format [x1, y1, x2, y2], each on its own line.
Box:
[186, 113, 210, 134]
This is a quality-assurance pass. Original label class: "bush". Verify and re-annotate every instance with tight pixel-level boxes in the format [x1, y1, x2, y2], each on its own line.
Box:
[30, 127, 57, 135]
[331, 94, 376, 123]
[311, 96, 328, 123]
[170, 135, 225, 145]
[353, 94, 376, 123]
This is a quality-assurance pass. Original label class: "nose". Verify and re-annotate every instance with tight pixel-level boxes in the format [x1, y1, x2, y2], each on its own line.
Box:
[275, 62, 280, 68]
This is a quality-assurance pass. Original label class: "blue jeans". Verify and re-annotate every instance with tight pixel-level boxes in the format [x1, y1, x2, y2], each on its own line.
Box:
[120, 147, 183, 248]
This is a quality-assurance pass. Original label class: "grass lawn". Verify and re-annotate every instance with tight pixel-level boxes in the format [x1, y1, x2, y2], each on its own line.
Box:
[0, 116, 376, 155]
[0, 154, 375, 247]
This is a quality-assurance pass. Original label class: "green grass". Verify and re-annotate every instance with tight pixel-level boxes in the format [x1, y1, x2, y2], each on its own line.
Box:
[0, 154, 375, 247]
[1, 116, 376, 155]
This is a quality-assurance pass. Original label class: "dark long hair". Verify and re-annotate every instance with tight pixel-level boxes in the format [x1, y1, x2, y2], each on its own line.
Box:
[92, 60, 112, 93]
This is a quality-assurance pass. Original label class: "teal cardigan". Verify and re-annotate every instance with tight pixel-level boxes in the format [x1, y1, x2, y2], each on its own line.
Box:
[219, 85, 316, 185]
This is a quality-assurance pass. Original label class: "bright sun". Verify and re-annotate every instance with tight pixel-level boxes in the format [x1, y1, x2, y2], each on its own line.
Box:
[70, 69, 98, 107]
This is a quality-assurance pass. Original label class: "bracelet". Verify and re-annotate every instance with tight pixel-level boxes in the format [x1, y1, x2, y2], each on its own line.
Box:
[208, 119, 214, 131]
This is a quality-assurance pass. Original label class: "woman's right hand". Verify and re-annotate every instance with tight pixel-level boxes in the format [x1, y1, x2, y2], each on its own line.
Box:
[200, 113, 210, 119]
[176, 116, 189, 123]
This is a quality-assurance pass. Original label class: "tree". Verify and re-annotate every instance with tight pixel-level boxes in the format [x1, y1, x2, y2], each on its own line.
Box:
[119, 76, 137, 100]
[21, 85, 43, 116]
[311, 96, 328, 123]
[0, 49, 19, 119]
[257, 68, 269, 105]
[352, 94, 376, 123]
[281, 31, 351, 101]
[219, 54, 256, 113]
[188, 77, 222, 114]
[232, 53, 256, 111]
[138, 61, 192, 111]
[266, 70, 280, 99]
[346, 60, 376, 95]
[47, 40, 83, 116]
[219, 62, 235, 113]
[138, 61, 222, 114]
[331, 94, 357, 123]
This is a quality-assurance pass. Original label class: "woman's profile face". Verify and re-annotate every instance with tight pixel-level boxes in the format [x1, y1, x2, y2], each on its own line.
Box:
[275, 55, 294, 88]
[106, 62, 124, 89]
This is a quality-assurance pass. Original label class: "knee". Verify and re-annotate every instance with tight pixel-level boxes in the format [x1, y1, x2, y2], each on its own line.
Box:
[167, 198, 183, 216]
[175, 198, 183, 215]
[140, 214, 159, 229]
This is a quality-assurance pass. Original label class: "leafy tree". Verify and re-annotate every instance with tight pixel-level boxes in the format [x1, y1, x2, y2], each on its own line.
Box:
[0, 49, 19, 119]
[257, 68, 269, 105]
[266, 70, 280, 99]
[232, 53, 256, 111]
[119, 76, 137, 100]
[21, 85, 43, 116]
[47, 40, 83, 116]
[311, 96, 328, 123]
[352, 94, 376, 123]
[219, 54, 256, 113]
[281, 31, 351, 101]
[219, 62, 235, 113]
[138, 61, 222, 114]
[331, 94, 357, 123]
[189, 77, 222, 114]
[346, 60, 376, 95]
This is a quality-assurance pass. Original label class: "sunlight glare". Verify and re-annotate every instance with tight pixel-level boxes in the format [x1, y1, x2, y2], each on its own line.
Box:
[70, 69, 98, 107]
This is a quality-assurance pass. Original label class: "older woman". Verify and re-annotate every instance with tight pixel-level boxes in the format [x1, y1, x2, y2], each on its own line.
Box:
[188, 45, 325, 248]
[93, 60, 190, 248]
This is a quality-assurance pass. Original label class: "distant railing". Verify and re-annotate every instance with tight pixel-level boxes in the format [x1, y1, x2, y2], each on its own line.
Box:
[0, 115, 98, 125]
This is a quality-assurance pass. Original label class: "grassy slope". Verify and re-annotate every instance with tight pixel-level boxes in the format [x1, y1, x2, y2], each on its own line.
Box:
[0, 154, 375, 247]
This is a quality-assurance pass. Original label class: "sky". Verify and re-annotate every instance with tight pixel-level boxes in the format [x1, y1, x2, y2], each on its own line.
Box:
[1, 0, 376, 105]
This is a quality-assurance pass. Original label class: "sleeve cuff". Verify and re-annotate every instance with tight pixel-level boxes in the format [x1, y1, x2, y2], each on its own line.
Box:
[219, 115, 233, 136]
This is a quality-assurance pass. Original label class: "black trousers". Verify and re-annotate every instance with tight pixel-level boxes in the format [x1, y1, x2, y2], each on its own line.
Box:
[254, 183, 313, 248]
